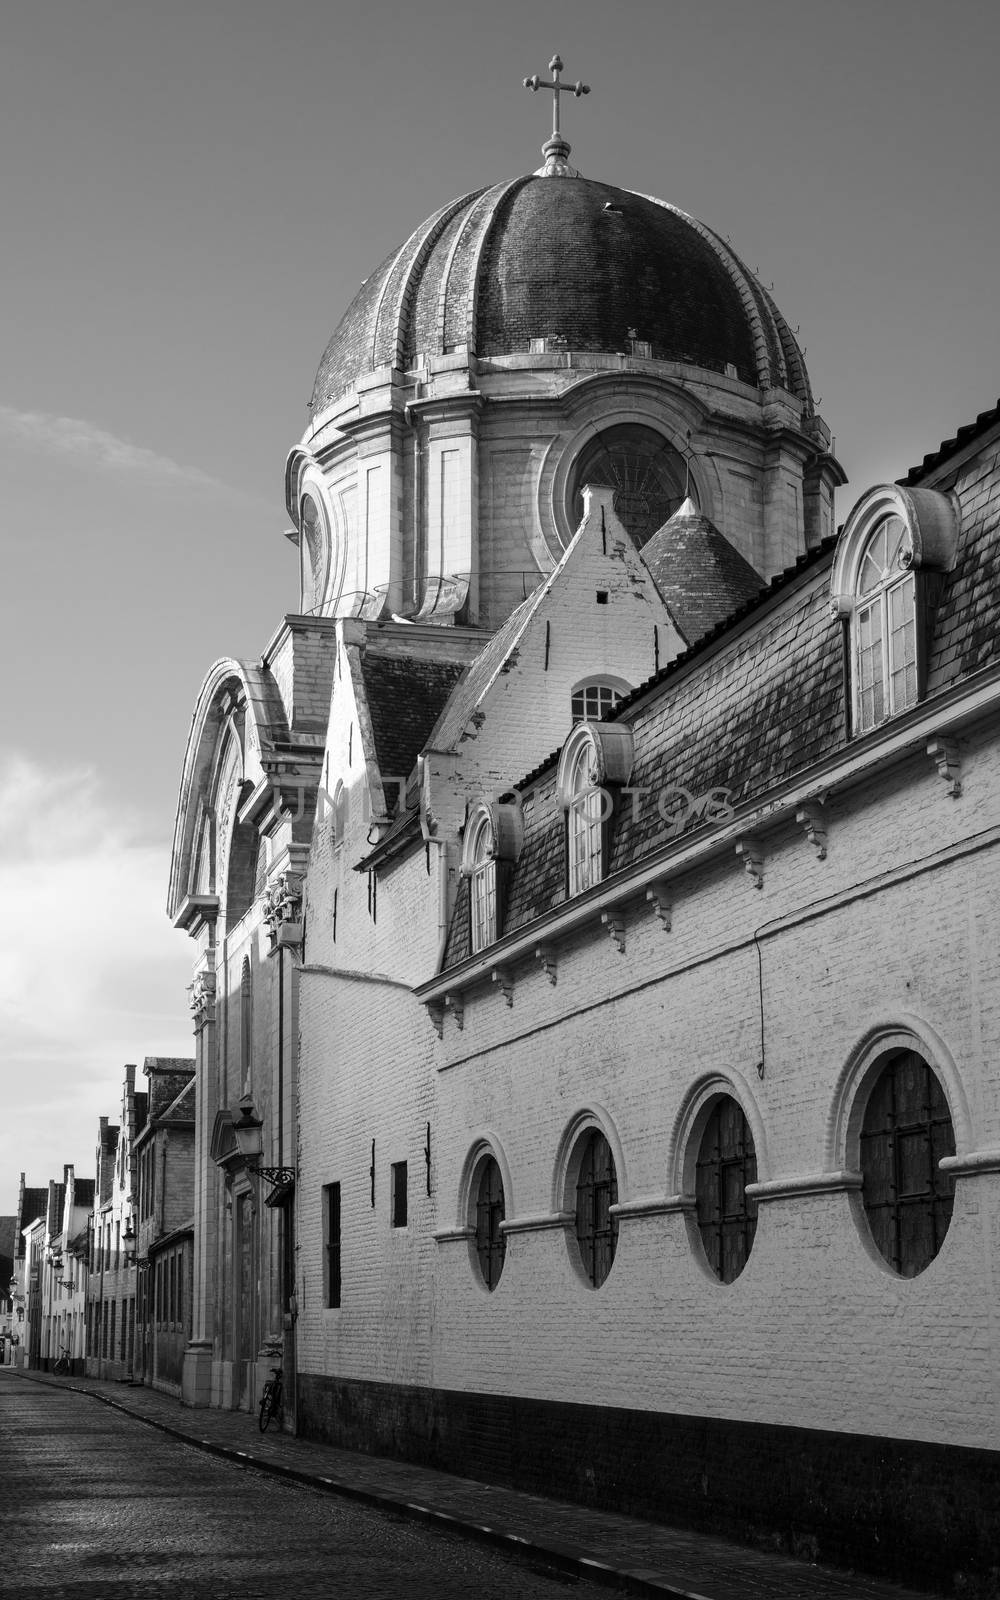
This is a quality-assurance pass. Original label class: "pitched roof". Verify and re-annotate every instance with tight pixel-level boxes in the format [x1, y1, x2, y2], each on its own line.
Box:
[902, 400, 1000, 485]
[423, 592, 541, 754]
[641, 498, 767, 647]
[359, 651, 467, 804]
[444, 427, 1000, 966]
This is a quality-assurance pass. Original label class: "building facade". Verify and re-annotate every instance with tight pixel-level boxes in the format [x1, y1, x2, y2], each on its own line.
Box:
[167, 100, 1000, 1591]
[86, 1066, 145, 1382]
[134, 1057, 196, 1393]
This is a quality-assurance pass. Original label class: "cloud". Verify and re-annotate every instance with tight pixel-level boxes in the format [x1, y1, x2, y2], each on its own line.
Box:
[0, 755, 194, 1196]
[0, 404, 265, 505]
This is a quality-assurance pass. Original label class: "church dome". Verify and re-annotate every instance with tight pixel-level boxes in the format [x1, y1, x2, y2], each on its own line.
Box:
[310, 174, 813, 414]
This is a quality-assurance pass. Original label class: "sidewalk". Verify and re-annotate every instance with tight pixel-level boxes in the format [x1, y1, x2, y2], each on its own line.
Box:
[11, 1368, 945, 1600]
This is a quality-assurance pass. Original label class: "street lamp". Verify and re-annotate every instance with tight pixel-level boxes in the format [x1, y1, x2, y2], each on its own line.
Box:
[233, 1094, 295, 1192]
[122, 1220, 136, 1268]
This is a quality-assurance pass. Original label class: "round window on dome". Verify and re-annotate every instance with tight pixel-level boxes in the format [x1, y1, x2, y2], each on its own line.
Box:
[568, 424, 689, 549]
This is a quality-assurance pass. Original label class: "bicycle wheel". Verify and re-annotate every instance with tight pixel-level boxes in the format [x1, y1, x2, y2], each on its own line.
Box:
[258, 1386, 275, 1432]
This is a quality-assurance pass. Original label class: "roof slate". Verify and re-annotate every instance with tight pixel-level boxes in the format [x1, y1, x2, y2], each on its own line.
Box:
[642, 498, 767, 647]
[444, 428, 1000, 967]
[360, 652, 468, 807]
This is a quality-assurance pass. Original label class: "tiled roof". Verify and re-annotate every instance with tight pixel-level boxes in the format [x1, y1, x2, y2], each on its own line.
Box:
[444, 431, 1000, 966]
[901, 400, 1000, 485]
[641, 498, 767, 647]
[0, 1216, 16, 1258]
[310, 177, 813, 413]
[146, 1061, 197, 1119]
[360, 652, 467, 807]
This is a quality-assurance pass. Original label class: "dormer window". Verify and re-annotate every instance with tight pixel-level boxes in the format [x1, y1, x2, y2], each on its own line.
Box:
[830, 484, 960, 737]
[466, 809, 498, 952]
[557, 723, 634, 898]
[855, 515, 917, 731]
[461, 797, 523, 953]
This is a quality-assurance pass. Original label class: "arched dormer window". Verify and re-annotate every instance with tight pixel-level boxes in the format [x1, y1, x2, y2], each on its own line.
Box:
[460, 797, 522, 952]
[831, 484, 959, 735]
[570, 675, 631, 725]
[557, 723, 634, 897]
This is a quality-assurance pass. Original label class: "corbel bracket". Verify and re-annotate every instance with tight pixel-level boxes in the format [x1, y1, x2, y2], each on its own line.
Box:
[427, 1002, 445, 1041]
[492, 967, 514, 1007]
[645, 880, 673, 931]
[601, 912, 626, 954]
[444, 992, 465, 1031]
[735, 837, 765, 890]
[796, 803, 827, 860]
[535, 945, 558, 985]
[927, 738, 962, 798]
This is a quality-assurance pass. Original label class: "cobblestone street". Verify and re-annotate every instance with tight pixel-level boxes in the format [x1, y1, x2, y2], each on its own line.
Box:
[1, 1370, 952, 1600]
[0, 1373, 605, 1599]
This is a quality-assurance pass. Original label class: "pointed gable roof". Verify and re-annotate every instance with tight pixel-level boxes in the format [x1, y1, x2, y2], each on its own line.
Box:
[641, 497, 766, 648]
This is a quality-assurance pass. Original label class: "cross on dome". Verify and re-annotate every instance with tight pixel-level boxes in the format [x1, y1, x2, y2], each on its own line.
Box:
[523, 53, 590, 177]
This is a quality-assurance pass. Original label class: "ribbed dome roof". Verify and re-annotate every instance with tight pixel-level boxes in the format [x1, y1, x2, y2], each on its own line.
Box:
[311, 175, 813, 414]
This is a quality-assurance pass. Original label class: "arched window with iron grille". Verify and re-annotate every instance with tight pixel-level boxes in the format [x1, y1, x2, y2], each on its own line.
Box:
[859, 1050, 955, 1276]
[574, 1129, 619, 1288]
[695, 1096, 758, 1283]
[474, 1157, 506, 1290]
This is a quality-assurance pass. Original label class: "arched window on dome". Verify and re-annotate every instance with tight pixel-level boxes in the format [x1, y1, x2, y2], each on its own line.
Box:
[830, 485, 959, 736]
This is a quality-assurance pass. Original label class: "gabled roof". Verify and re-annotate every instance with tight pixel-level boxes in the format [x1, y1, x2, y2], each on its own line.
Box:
[423, 591, 541, 754]
[642, 497, 767, 647]
[359, 651, 467, 800]
[16, 1184, 48, 1255]
[442, 420, 1000, 969]
[901, 400, 1000, 485]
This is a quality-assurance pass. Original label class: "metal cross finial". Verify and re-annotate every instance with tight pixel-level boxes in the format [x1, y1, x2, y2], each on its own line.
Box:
[523, 53, 590, 177]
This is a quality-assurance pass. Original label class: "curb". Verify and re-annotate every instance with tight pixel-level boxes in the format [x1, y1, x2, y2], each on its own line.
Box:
[16, 1371, 707, 1600]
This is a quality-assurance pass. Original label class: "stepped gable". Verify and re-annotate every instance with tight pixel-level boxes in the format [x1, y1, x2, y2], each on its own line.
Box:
[642, 496, 768, 647]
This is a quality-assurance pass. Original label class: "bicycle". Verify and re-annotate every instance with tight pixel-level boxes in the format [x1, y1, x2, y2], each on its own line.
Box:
[258, 1365, 283, 1432]
[52, 1345, 72, 1377]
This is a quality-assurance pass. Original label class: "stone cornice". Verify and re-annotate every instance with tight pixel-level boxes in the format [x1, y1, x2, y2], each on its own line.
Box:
[499, 1210, 574, 1236]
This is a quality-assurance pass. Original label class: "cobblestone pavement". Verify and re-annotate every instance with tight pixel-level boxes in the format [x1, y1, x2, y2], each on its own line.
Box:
[2, 1369, 948, 1600]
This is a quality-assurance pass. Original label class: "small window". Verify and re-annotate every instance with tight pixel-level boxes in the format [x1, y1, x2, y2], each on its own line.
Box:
[391, 1162, 408, 1228]
[324, 1182, 341, 1307]
[859, 1051, 955, 1277]
[574, 1129, 618, 1288]
[240, 957, 253, 1084]
[475, 1158, 506, 1290]
[695, 1097, 758, 1283]
[571, 683, 622, 723]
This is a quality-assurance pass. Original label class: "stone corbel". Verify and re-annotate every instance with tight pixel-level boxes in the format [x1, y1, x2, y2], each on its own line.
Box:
[927, 738, 962, 798]
[601, 912, 626, 954]
[427, 1002, 445, 1041]
[796, 803, 828, 860]
[645, 881, 673, 930]
[535, 945, 558, 985]
[444, 992, 465, 1031]
[735, 838, 765, 889]
[492, 968, 514, 1007]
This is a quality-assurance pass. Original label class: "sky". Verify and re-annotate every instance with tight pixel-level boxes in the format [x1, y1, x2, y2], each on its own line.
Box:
[1, 0, 998, 1206]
